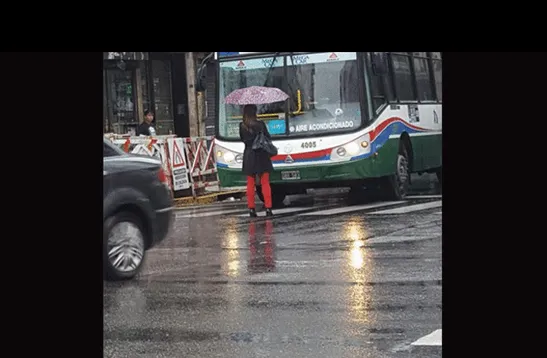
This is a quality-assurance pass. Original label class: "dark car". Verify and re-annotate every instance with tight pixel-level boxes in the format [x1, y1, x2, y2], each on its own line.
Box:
[103, 139, 173, 280]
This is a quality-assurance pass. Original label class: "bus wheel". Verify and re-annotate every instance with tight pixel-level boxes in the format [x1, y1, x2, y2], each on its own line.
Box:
[382, 147, 410, 200]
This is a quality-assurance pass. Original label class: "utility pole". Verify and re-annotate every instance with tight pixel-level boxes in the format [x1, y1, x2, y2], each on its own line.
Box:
[197, 91, 206, 136]
[185, 52, 199, 137]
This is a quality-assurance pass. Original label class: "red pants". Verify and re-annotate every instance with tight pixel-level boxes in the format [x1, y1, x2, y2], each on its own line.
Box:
[246, 173, 272, 209]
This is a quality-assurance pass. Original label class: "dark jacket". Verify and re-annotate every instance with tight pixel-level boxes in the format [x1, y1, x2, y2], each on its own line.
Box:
[239, 120, 274, 176]
[137, 122, 156, 136]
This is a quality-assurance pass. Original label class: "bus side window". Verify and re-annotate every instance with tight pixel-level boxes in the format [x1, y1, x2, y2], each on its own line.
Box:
[366, 52, 395, 113]
[412, 52, 435, 102]
[431, 52, 442, 102]
[390, 52, 416, 102]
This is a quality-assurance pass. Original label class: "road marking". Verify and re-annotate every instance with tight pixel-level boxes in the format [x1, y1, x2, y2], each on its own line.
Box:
[156, 206, 174, 213]
[175, 201, 246, 212]
[365, 235, 439, 245]
[174, 198, 441, 219]
[237, 206, 323, 217]
[405, 195, 442, 200]
[175, 208, 246, 218]
[411, 329, 442, 346]
[299, 201, 404, 216]
[391, 341, 413, 352]
[369, 200, 442, 215]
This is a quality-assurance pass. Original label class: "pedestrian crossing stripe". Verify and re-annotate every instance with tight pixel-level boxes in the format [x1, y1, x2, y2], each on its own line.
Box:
[174, 197, 442, 218]
[175, 208, 247, 218]
[411, 329, 442, 346]
[236, 206, 316, 217]
[405, 195, 442, 200]
[369, 200, 441, 215]
[299, 201, 404, 216]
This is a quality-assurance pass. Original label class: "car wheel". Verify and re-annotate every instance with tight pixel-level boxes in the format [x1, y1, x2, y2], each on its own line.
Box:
[103, 211, 146, 281]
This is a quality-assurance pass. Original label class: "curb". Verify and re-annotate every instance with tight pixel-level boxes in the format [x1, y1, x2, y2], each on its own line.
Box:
[173, 189, 246, 208]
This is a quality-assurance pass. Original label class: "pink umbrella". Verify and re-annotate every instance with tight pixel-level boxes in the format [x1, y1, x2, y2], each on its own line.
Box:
[224, 86, 289, 105]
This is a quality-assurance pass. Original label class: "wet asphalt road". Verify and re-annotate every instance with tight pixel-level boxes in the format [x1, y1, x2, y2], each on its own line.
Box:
[104, 174, 442, 357]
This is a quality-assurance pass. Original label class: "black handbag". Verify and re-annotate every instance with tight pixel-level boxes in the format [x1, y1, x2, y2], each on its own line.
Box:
[252, 131, 278, 157]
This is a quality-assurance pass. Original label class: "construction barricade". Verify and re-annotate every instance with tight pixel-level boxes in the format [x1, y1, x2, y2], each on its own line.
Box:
[182, 136, 219, 197]
[106, 134, 175, 190]
[104, 134, 225, 202]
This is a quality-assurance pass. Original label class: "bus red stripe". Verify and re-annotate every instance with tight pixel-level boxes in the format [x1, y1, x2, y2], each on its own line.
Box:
[370, 117, 428, 141]
[271, 148, 332, 161]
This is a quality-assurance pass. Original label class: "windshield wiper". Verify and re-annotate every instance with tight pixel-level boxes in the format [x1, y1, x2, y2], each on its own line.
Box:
[287, 52, 306, 112]
[262, 52, 280, 87]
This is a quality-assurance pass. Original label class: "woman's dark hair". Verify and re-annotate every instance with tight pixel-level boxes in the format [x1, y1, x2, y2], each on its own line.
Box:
[242, 104, 258, 130]
[144, 109, 153, 116]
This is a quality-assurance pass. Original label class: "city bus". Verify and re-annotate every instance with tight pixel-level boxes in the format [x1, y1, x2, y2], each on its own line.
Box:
[198, 52, 442, 206]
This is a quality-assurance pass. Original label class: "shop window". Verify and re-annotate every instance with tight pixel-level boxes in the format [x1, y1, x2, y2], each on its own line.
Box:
[151, 60, 175, 135]
[104, 60, 138, 135]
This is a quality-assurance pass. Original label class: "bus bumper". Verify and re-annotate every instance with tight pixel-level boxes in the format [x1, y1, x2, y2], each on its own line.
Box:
[217, 151, 395, 188]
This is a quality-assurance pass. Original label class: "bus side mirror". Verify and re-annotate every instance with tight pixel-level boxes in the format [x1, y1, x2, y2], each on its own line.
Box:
[195, 63, 207, 92]
[371, 52, 388, 75]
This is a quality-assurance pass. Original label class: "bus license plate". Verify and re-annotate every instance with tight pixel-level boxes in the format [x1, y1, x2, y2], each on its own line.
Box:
[281, 170, 300, 180]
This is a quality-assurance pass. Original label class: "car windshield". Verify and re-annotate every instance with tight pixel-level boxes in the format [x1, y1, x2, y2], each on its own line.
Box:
[217, 52, 363, 139]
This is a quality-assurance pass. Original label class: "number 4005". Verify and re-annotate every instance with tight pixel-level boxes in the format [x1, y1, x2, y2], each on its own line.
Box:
[301, 142, 316, 149]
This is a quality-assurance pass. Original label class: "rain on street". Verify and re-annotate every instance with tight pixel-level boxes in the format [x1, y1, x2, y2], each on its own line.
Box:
[103, 174, 442, 358]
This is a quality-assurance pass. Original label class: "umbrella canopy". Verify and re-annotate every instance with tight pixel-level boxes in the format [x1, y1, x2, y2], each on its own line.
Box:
[224, 86, 289, 105]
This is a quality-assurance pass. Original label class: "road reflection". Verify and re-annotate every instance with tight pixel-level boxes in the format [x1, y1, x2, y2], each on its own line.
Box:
[343, 216, 374, 324]
[248, 219, 275, 274]
[222, 217, 240, 278]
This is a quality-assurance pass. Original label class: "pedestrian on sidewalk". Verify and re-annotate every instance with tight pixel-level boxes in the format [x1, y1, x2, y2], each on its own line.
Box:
[137, 109, 156, 136]
[239, 104, 273, 217]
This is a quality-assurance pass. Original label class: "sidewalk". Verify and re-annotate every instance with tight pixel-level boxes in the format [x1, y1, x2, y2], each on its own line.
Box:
[174, 186, 247, 208]
[204, 185, 246, 194]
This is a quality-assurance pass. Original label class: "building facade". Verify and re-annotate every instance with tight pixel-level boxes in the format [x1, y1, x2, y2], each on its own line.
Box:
[103, 52, 206, 137]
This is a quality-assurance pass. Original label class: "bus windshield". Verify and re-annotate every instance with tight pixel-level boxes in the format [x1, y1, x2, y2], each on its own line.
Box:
[219, 55, 286, 139]
[286, 52, 361, 136]
[217, 52, 363, 139]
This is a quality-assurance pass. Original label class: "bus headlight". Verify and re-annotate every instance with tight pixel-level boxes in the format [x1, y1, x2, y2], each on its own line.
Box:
[224, 151, 235, 163]
[345, 142, 359, 155]
[215, 145, 243, 166]
[331, 133, 371, 161]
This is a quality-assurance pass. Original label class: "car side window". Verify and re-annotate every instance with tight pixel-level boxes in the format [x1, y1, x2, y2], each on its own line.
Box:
[103, 142, 120, 157]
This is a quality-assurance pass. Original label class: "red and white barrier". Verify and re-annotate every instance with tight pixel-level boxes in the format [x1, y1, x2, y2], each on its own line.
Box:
[104, 134, 218, 197]
[182, 136, 219, 196]
[107, 135, 175, 190]
[167, 137, 191, 191]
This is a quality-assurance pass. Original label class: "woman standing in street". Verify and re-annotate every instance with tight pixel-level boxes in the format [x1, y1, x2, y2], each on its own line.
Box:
[239, 104, 274, 217]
